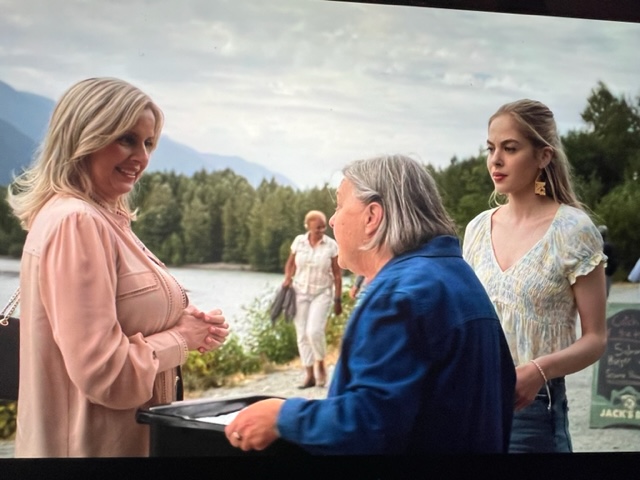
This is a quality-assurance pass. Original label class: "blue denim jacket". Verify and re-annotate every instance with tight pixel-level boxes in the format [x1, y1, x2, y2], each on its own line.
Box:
[278, 235, 516, 454]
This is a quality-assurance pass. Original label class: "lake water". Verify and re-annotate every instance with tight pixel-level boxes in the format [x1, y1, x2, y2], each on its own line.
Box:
[0, 256, 283, 340]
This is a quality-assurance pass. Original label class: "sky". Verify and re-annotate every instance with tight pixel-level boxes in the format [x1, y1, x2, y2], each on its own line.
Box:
[1, 0, 639, 190]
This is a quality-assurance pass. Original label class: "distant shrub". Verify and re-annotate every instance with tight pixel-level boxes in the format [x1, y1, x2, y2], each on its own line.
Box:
[326, 290, 353, 347]
[1, 290, 354, 438]
[182, 288, 353, 393]
[0, 401, 17, 440]
[182, 335, 262, 391]
[245, 299, 298, 364]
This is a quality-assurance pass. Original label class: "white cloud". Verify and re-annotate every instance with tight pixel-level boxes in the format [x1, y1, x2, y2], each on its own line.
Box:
[1, 0, 639, 188]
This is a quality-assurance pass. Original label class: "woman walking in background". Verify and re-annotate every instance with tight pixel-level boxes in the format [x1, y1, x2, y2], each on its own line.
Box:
[283, 210, 342, 388]
[463, 99, 607, 453]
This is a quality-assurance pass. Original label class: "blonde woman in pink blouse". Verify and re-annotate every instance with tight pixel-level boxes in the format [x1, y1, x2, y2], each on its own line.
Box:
[7, 77, 230, 457]
[283, 210, 342, 389]
[463, 99, 607, 453]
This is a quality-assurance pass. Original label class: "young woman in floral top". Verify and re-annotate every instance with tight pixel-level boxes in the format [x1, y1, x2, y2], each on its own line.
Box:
[463, 99, 607, 453]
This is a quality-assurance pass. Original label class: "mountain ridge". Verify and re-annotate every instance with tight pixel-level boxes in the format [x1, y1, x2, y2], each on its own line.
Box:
[0, 80, 295, 188]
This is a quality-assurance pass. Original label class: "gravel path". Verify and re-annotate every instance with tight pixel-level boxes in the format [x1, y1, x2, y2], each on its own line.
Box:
[194, 357, 640, 453]
[2, 283, 639, 457]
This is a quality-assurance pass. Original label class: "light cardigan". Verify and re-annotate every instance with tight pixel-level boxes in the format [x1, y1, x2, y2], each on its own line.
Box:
[15, 195, 189, 457]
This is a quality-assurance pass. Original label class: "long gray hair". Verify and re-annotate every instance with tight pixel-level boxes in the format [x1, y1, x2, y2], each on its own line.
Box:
[342, 154, 457, 256]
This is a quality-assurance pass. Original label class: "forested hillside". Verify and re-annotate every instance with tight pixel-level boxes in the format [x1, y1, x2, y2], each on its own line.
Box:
[2, 82, 639, 275]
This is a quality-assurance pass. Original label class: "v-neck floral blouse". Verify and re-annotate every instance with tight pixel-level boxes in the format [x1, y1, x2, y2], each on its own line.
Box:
[462, 204, 605, 366]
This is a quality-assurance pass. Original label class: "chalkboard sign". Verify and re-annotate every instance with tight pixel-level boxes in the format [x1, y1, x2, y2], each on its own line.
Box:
[590, 304, 640, 428]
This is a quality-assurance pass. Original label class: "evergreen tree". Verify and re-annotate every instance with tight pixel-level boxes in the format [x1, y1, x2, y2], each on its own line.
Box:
[0, 187, 26, 257]
[565, 82, 640, 197]
[222, 177, 255, 264]
[181, 190, 215, 263]
[133, 179, 182, 262]
[595, 177, 640, 273]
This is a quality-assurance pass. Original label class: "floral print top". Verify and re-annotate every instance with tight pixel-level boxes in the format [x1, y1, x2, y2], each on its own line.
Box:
[463, 204, 605, 366]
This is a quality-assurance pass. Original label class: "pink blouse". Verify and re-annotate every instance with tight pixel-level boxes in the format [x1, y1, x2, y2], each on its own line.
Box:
[16, 195, 188, 457]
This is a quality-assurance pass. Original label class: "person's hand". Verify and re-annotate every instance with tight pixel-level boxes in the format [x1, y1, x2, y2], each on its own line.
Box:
[282, 277, 292, 288]
[514, 361, 546, 411]
[333, 297, 343, 316]
[348, 285, 358, 299]
[225, 399, 284, 451]
[198, 308, 230, 354]
[174, 306, 229, 354]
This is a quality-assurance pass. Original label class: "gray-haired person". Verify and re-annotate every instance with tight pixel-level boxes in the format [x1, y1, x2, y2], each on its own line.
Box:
[224, 154, 516, 454]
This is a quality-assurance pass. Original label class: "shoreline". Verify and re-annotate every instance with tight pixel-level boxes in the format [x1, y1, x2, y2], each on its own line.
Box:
[3, 358, 638, 457]
[1, 256, 258, 273]
[1, 284, 639, 457]
[179, 262, 255, 271]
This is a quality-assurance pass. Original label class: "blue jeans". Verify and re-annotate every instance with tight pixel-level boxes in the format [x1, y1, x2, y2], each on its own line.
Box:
[509, 378, 572, 453]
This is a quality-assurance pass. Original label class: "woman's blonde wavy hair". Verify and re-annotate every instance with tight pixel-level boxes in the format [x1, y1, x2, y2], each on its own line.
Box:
[7, 77, 164, 229]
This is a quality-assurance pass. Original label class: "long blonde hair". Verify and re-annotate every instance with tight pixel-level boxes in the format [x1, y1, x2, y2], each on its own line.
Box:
[7, 77, 164, 229]
[488, 99, 582, 209]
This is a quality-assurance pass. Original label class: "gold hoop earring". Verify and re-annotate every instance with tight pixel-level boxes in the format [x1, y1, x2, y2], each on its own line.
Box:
[535, 172, 546, 196]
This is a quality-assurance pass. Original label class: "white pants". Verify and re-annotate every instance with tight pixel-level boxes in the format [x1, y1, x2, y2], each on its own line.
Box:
[293, 288, 332, 367]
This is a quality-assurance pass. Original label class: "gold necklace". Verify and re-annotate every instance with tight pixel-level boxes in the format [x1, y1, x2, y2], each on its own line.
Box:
[89, 194, 127, 218]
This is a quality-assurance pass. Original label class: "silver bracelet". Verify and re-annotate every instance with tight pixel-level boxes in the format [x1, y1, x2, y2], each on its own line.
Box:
[530, 359, 552, 411]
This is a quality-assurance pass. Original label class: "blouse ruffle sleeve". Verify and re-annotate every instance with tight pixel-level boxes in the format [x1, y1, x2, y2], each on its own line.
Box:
[561, 213, 606, 285]
[462, 209, 493, 267]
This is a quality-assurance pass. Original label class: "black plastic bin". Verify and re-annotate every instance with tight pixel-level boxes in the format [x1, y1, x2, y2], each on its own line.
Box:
[136, 395, 310, 457]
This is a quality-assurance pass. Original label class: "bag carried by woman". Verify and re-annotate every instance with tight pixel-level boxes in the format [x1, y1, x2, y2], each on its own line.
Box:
[0, 288, 20, 401]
